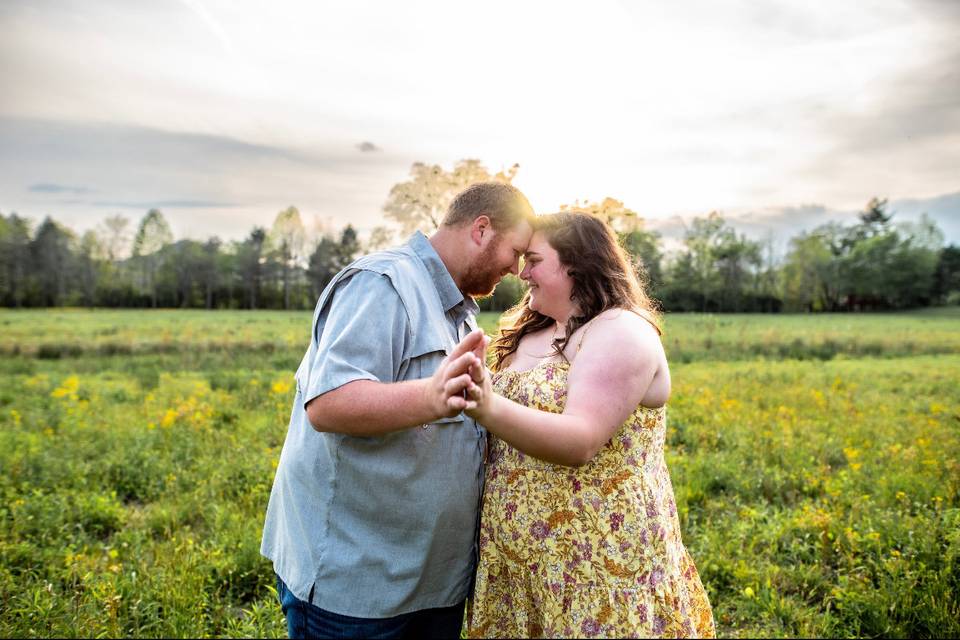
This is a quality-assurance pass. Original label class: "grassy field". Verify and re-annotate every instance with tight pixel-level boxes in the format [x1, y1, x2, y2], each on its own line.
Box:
[3, 307, 959, 362]
[1, 308, 958, 637]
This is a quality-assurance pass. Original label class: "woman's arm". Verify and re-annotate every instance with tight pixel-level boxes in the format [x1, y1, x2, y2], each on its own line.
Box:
[467, 311, 665, 466]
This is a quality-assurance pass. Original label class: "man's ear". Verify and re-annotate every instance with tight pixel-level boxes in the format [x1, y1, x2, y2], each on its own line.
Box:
[470, 215, 491, 246]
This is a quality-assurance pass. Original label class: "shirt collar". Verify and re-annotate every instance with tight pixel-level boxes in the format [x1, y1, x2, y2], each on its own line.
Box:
[408, 231, 477, 314]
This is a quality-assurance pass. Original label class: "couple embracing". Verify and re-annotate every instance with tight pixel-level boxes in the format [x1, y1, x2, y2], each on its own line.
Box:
[260, 183, 716, 639]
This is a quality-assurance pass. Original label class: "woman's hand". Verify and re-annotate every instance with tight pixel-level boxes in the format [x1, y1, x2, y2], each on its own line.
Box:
[439, 329, 494, 421]
[464, 334, 494, 423]
[428, 329, 485, 416]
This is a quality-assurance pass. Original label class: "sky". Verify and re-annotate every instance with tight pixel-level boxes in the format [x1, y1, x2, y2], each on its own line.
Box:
[1, 0, 958, 250]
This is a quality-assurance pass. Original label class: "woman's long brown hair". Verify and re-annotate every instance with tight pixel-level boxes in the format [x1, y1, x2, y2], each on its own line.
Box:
[490, 211, 661, 371]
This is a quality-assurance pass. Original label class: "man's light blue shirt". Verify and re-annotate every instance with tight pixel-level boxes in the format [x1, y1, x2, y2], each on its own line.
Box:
[260, 232, 485, 618]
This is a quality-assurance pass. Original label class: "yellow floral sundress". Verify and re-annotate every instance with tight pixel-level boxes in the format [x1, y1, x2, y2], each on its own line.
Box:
[466, 361, 715, 638]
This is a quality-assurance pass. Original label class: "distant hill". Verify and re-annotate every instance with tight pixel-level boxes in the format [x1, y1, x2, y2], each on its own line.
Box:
[647, 190, 960, 254]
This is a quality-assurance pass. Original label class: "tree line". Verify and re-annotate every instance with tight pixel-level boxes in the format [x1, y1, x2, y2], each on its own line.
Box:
[0, 207, 365, 311]
[2, 161, 958, 312]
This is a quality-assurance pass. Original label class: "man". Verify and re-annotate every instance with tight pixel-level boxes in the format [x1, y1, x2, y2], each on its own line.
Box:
[261, 182, 535, 639]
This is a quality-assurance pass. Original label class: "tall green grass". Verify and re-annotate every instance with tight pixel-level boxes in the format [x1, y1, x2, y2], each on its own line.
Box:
[3, 308, 958, 361]
[0, 308, 957, 637]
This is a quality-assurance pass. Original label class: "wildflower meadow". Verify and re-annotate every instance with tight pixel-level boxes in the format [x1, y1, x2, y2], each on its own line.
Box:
[1, 308, 958, 637]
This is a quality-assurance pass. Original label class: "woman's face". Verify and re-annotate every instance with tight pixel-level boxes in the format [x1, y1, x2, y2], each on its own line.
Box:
[519, 231, 575, 322]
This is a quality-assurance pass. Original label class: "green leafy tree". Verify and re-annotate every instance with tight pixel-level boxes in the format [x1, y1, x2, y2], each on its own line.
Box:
[781, 231, 833, 311]
[842, 232, 900, 308]
[885, 215, 943, 307]
[859, 197, 893, 230]
[560, 197, 644, 233]
[99, 214, 132, 262]
[753, 237, 781, 311]
[837, 206, 943, 309]
[160, 240, 210, 308]
[76, 230, 105, 306]
[661, 212, 765, 311]
[200, 238, 221, 309]
[269, 206, 306, 310]
[933, 245, 960, 304]
[217, 245, 239, 309]
[132, 209, 174, 307]
[306, 235, 341, 299]
[621, 229, 664, 293]
[338, 224, 360, 266]
[478, 274, 527, 312]
[30, 217, 76, 307]
[383, 159, 518, 235]
[237, 227, 268, 309]
[673, 212, 726, 311]
[811, 222, 849, 310]
[713, 228, 762, 311]
[305, 225, 362, 300]
[559, 198, 663, 292]
[91, 215, 136, 305]
[366, 225, 395, 252]
[0, 213, 32, 307]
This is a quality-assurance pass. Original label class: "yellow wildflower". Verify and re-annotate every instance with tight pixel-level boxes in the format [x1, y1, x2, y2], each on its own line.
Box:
[50, 375, 80, 399]
[160, 409, 178, 428]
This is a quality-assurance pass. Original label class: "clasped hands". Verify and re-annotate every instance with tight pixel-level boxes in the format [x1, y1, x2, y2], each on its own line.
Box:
[426, 328, 492, 420]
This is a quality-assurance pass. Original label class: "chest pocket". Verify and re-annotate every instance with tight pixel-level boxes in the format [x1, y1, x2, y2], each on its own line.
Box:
[409, 333, 465, 426]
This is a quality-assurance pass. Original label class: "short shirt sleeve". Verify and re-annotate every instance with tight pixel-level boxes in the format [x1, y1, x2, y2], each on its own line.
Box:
[300, 270, 408, 404]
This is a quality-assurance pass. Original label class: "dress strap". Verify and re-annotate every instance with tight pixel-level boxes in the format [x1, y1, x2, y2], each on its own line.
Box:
[633, 309, 663, 336]
[575, 318, 598, 353]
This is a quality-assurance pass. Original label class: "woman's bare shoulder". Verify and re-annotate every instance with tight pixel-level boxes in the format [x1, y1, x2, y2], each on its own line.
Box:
[576, 308, 663, 363]
[588, 308, 660, 339]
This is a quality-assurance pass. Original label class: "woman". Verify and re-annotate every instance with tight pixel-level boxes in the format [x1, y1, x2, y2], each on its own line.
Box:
[460, 212, 715, 638]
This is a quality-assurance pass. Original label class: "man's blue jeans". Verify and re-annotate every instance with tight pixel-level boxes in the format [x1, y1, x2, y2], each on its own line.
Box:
[276, 575, 465, 639]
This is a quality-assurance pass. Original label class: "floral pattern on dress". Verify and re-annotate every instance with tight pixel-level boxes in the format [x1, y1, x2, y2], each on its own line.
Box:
[466, 361, 715, 639]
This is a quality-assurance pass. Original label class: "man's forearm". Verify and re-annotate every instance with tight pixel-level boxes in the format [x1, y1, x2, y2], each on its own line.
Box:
[305, 330, 483, 436]
[306, 378, 441, 436]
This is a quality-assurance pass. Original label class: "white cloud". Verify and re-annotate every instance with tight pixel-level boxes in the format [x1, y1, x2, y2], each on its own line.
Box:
[0, 0, 957, 240]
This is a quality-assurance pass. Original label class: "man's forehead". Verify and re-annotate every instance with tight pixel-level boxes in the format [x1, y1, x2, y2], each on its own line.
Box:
[504, 221, 534, 249]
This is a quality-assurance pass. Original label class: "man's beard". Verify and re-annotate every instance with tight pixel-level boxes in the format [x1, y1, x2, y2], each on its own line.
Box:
[460, 238, 504, 298]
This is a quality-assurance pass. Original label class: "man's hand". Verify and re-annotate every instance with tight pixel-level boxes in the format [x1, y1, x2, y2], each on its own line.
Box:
[424, 328, 486, 419]
[307, 328, 490, 435]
